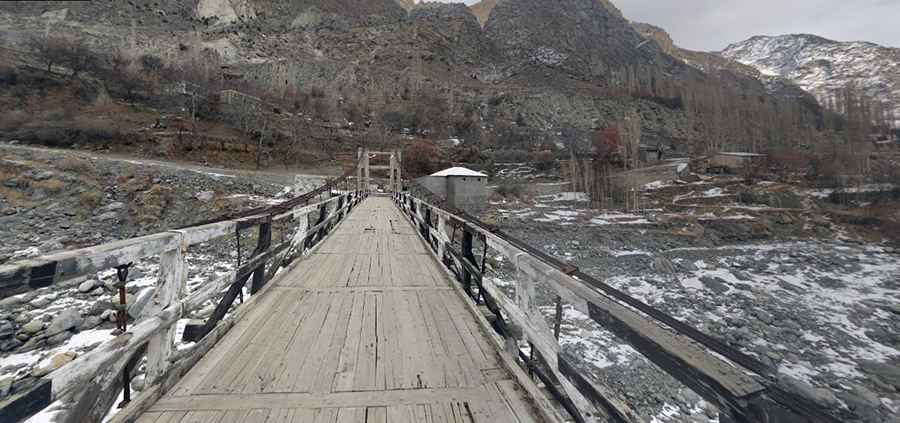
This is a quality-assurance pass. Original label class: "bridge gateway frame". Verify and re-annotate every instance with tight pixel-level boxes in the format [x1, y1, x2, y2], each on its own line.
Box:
[356, 148, 402, 194]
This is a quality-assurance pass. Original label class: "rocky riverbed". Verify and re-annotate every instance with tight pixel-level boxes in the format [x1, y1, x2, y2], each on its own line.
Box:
[484, 181, 900, 423]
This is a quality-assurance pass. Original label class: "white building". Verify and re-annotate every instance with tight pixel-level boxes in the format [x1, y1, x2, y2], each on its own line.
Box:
[417, 167, 488, 213]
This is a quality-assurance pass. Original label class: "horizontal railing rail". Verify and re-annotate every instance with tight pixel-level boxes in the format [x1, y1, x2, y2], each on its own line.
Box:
[395, 188, 842, 423]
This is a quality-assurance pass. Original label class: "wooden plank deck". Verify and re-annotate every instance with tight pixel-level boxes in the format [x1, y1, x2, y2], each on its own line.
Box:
[139, 197, 547, 423]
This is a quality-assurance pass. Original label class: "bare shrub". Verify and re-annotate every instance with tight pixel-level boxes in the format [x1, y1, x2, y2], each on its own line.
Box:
[26, 35, 100, 78]
[531, 150, 556, 171]
[58, 156, 92, 173]
[79, 190, 103, 209]
[26, 35, 70, 72]
[29, 178, 65, 193]
[403, 140, 444, 178]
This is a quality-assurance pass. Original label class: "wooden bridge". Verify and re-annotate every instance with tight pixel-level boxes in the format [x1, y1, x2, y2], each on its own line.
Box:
[137, 197, 546, 423]
[0, 165, 845, 423]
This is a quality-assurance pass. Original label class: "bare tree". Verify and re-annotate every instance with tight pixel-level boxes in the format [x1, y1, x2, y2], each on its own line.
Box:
[26, 35, 71, 73]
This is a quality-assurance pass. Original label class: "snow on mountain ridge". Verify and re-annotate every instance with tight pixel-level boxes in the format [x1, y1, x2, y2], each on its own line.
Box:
[722, 34, 900, 120]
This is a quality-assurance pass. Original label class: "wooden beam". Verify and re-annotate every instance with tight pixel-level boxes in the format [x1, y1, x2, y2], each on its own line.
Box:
[0, 232, 179, 298]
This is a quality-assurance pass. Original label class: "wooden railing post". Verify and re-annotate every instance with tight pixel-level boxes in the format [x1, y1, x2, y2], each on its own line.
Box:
[316, 203, 329, 240]
[436, 215, 447, 262]
[250, 216, 273, 295]
[146, 232, 188, 385]
[462, 229, 475, 296]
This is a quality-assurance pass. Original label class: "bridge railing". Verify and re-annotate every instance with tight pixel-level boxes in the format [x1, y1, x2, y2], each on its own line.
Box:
[0, 186, 366, 422]
[394, 190, 841, 423]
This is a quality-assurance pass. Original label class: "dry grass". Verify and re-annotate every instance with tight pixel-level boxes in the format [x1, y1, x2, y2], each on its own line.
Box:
[29, 178, 65, 193]
[0, 187, 31, 208]
[79, 190, 103, 209]
[58, 156, 92, 173]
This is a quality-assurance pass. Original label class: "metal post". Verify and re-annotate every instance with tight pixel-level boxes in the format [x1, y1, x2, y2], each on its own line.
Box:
[357, 147, 363, 193]
[114, 263, 132, 408]
[553, 296, 563, 340]
[364, 148, 370, 193]
[397, 150, 402, 193]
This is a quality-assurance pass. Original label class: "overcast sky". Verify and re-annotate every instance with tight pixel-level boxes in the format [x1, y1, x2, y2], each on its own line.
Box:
[433, 0, 900, 51]
[612, 0, 900, 51]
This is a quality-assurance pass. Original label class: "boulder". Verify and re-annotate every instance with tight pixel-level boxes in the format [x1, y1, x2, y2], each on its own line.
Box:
[29, 296, 54, 308]
[47, 330, 73, 345]
[100, 309, 118, 322]
[653, 257, 678, 274]
[21, 319, 44, 334]
[0, 296, 23, 308]
[699, 276, 730, 294]
[196, 191, 215, 202]
[95, 212, 118, 222]
[89, 300, 117, 316]
[0, 377, 12, 396]
[859, 360, 900, 390]
[81, 316, 102, 331]
[78, 279, 98, 293]
[0, 321, 13, 339]
[46, 309, 83, 336]
[128, 288, 155, 319]
[0, 338, 22, 352]
[100, 202, 125, 213]
[838, 384, 882, 411]
[31, 352, 77, 377]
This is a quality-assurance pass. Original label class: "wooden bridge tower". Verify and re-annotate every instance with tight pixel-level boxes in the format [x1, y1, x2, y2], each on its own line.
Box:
[357, 148, 402, 193]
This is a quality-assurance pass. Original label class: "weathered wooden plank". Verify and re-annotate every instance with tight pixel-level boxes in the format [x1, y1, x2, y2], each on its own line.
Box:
[334, 291, 365, 392]
[273, 292, 334, 392]
[354, 292, 379, 391]
[146, 240, 188, 385]
[310, 292, 355, 393]
[291, 291, 342, 393]
[235, 290, 310, 394]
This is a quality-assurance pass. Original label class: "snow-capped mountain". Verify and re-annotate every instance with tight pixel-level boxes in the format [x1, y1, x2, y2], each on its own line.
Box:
[722, 34, 900, 117]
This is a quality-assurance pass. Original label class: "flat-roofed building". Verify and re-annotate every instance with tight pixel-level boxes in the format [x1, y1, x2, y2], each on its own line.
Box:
[417, 167, 488, 213]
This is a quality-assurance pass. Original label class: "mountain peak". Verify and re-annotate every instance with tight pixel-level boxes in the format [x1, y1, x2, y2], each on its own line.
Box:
[723, 33, 900, 119]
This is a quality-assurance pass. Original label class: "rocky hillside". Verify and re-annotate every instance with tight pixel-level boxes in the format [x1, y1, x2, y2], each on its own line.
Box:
[722, 34, 900, 120]
[0, 0, 827, 160]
